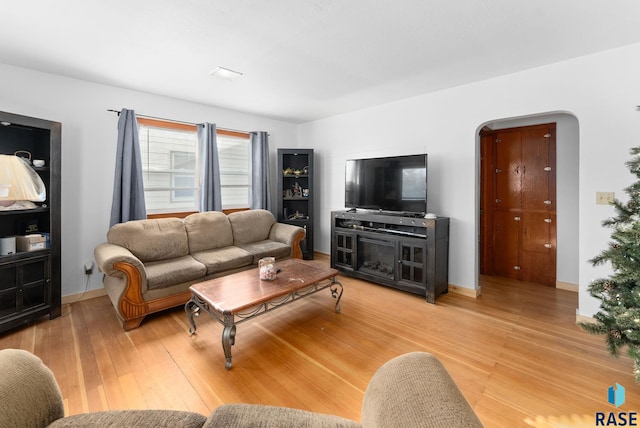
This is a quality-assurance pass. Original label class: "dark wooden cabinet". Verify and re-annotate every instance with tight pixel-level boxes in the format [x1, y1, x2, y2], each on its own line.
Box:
[277, 149, 314, 259]
[483, 123, 556, 286]
[330, 210, 449, 303]
[0, 111, 61, 333]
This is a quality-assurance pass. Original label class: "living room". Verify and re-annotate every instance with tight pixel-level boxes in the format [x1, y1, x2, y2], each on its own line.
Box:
[1, 1, 640, 426]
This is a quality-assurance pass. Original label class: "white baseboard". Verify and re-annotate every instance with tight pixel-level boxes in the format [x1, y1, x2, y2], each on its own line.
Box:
[556, 281, 578, 292]
[62, 287, 106, 305]
[575, 313, 596, 324]
[449, 284, 481, 299]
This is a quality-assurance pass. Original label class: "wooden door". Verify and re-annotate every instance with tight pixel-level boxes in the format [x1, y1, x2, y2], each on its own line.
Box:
[519, 126, 556, 285]
[493, 210, 520, 279]
[481, 123, 557, 286]
[520, 212, 556, 285]
[521, 126, 555, 212]
[495, 130, 522, 210]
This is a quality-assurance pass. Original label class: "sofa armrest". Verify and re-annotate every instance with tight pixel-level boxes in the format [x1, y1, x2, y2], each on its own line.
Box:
[0, 349, 65, 428]
[204, 404, 360, 428]
[269, 222, 306, 259]
[94, 243, 150, 329]
[361, 352, 483, 428]
[95, 242, 146, 281]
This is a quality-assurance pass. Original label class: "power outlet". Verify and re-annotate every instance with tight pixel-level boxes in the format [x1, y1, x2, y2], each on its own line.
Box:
[84, 261, 94, 275]
[596, 192, 615, 205]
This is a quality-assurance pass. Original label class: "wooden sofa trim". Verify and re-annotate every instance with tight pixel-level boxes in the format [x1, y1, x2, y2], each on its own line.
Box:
[113, 261, 147, 330]
[291, 230, 306, 259]
[114, 261, 195, 331]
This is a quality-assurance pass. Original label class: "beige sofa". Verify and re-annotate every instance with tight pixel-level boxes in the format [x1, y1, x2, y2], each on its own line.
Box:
[94, 209, 305, 330]
[0, 348, 483, 427]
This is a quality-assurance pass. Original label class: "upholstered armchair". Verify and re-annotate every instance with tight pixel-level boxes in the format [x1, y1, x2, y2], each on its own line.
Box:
[0, 349, 482, 427]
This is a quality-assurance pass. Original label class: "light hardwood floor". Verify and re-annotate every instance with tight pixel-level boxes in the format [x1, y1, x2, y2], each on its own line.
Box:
[1, 263, 638, 427]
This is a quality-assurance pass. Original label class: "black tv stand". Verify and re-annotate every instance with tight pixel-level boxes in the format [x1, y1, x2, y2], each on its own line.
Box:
[348, 208, 426, 218]
[330, 210, 449, 303]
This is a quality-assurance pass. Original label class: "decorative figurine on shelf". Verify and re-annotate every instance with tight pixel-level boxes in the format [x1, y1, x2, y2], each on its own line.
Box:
[302, 188, 309, 197]
[288, 211, 307, 220]
[293, 169, 302, 176]
[303, 165, 309, 175]
[292, 182, 302, 197]
[283, 167, 293, 175]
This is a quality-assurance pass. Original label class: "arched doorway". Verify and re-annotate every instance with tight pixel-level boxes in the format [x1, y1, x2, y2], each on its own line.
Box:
[478, 113, 579, 289]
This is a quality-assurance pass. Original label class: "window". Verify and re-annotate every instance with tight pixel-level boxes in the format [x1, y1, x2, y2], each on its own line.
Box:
[170, 151, 196, 202]
[137, 117, 251, 214]
[218, 134, 251, 209]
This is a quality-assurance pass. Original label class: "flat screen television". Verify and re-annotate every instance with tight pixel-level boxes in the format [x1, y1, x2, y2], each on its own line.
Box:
[345, 153, 427, 214]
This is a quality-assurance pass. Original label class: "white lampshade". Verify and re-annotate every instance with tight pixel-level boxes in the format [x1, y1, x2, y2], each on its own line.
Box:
[0, 155, 46, 203]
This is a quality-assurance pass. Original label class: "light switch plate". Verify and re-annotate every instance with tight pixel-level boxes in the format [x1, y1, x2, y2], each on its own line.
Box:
[596, 192, 615, 205]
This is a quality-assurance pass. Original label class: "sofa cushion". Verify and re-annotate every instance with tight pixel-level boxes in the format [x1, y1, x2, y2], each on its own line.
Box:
[107, 218, 189, 262]
[48, 410, 207, 428]
[145, 256, 207, 290]
[237, 240, 291, 264]
[228, 209, 276, 244]
[185, 211, 234, 252]
[206, 404, 361, 428]
[192, 246, 254, 275]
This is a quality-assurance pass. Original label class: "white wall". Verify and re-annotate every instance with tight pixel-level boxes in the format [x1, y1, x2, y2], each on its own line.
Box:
[299, 43, 640, 318]
[0, 63, 299, 298]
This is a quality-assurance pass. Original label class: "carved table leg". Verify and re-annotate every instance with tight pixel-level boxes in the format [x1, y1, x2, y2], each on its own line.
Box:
[222, 313, 237, 370]
[185, 299, 200, 335]
[330, 278, 344, 313]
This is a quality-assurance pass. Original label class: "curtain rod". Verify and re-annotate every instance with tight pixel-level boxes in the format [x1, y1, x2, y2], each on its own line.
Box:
[107, 109, 257, 135]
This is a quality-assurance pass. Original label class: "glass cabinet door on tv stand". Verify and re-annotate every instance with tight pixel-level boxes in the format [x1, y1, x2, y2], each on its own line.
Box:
[277, 149, 314, 260]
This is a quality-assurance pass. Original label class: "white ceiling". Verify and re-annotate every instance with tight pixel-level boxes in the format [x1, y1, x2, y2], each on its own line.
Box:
[1, 1, 640, 123]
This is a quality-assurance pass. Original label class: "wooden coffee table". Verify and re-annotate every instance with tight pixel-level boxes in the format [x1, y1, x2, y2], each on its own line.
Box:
[185, 258, 343, 369]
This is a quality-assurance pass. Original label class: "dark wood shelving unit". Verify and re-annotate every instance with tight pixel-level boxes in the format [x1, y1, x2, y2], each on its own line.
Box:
[0, 111, 61, 333]
[277, 149, 314, 259]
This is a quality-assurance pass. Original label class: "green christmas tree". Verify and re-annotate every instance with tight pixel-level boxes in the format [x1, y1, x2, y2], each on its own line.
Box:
[580, 146, 640, 383]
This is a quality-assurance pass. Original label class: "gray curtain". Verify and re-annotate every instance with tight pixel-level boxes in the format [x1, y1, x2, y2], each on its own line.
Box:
[109, 108, 146, 227]
[250, 131, 271, 210]
[197, 123, 222, 211]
